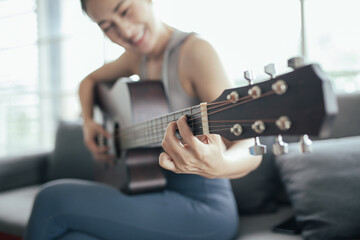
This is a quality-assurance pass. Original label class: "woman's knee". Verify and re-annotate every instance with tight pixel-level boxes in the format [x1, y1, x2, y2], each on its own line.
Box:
[55, 231, 100, 240]
[33, 179, 87, 213]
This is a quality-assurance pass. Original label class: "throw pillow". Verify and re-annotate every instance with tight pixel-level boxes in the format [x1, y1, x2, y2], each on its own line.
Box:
[276, 136, 360, 240]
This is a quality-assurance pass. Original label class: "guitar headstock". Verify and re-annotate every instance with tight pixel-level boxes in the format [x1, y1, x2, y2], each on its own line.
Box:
[207, 61, 338, 150]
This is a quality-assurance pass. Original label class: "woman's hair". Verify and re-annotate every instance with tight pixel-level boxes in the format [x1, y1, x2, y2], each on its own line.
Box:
[80, 0, 87, 12]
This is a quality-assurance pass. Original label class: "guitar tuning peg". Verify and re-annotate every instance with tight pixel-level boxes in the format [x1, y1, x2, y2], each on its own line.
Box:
[288, 57, 305, 70]
[264, 63, 276, 78]
[244, 70, 255, 85]
[299, 134, 312, 153]
[272, 135, 288, 155]
[249, 137, 267, 156]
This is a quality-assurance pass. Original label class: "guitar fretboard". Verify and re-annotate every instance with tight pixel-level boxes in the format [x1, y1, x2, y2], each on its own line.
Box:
[119, 105, 203, 149]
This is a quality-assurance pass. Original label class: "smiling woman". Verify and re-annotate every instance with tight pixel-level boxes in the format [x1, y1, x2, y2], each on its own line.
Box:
[2, 0, 359, 239]
[85, 0, 169, 56]
[23, 0, 246, 239]
[1, 0, 358, 159]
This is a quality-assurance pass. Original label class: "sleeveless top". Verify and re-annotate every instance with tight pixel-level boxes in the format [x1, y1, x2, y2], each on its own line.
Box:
[139, 29, 200, 112]
[139, 28, 236, 209]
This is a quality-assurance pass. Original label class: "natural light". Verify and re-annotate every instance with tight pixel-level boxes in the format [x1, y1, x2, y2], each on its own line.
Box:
[0, 0, 359, 157]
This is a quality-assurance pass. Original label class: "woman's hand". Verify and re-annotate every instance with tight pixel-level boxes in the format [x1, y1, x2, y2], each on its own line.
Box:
[159, 116, 262, 179]
[83, 119, 115, 164]
[159, 115, 229, 178]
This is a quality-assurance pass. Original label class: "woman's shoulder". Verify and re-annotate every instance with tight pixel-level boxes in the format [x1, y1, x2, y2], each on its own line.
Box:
[182, 34, 216, 58]
[106, 51, 142, 76]
[87, 51, 142, 81]
[180, 33, 222, 75]
[115, 51, 142, 74]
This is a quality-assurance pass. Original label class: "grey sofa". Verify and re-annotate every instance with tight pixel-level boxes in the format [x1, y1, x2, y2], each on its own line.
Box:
[0, 93, 360, 240]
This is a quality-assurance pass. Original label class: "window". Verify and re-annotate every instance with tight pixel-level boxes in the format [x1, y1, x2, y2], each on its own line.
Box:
[155, 0, 301, 84]
[0, 0, 358, 158]
[0, 0, 39, 156]
[0, 0, 106, 157]
[305, 0, 360, 93]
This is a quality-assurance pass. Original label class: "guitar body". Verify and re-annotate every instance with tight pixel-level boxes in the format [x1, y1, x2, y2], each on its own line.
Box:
[94, 79, 169, 194]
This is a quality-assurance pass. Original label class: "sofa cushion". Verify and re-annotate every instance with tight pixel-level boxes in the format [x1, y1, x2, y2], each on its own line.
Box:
[231, 136, 284, 214]
[276, 136, 360, 240]
[0, 185, 40, 236]
[236, 206, 301, 240]
[47, 121, 94, 181]
[0, 152, 48, 192]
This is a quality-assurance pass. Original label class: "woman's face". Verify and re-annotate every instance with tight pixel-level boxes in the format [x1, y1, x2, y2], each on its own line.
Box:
[86, 0, 159, 54]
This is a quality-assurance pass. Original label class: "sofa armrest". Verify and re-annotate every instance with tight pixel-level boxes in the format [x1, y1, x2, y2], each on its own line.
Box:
[0, 151, 51, 192]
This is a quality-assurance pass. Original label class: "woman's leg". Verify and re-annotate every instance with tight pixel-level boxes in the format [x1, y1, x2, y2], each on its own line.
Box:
[56, 231, 99, 240]
[25, 178, 238, 240]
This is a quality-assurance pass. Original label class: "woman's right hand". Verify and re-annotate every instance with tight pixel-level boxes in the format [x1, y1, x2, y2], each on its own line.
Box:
[83, 119, 115, 164]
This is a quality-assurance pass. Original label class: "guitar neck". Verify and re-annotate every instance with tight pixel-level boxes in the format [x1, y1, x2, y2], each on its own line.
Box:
[98, 64, 338, 153]
[120, 105, 203, 149]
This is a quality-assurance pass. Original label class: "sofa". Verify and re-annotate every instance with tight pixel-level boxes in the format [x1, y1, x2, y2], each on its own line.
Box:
[0, 93, 359, 240]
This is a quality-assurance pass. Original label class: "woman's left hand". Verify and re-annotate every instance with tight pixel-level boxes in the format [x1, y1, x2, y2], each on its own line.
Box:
[159, 115, 229, 178]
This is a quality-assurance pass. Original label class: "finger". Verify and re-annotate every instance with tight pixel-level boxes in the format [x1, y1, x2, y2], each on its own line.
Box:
[96, 124, 111, 138]
[177, 115, 202, 147]
[197, 134, 220, 144]
[159, 152, 178, 173]
[86, 139, 109, 154]
[162, 122, 183, 152]
[94, 153, 115, 164]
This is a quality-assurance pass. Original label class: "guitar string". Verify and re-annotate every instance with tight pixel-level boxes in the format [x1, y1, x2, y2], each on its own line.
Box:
[117, 100, 239, 142]
[119, 90, 274, 138]
[116, 90, 276, 144]
[117, 93, 256, 138]
[116, 98, 234, 135]
[118, 90, 275, 138]
[116, 98, 231, 139]
[117, 118, 278, 140]
[120, 120, 279, 148]
[116, 90, 277, 146]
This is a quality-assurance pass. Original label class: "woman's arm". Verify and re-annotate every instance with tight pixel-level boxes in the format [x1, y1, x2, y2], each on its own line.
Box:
[159, 36, 262, 179]
[79, 51, 140, 122]
[78, 51, 140, 163]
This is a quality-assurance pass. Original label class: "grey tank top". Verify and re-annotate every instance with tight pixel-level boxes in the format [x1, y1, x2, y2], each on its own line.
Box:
[139, 29, 200, 112]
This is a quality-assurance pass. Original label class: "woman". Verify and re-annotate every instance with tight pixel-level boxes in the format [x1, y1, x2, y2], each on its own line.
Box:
[24, 0, 262, 239]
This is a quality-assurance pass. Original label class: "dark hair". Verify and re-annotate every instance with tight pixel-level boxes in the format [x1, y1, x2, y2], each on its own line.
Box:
[80, 0, 87, 12]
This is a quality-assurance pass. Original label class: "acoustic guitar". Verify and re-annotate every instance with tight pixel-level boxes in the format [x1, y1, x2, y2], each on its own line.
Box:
[93, 62, 338, 194]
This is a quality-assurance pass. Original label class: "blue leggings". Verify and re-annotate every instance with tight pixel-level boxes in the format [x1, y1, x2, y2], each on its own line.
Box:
[24, 171, 239, 240]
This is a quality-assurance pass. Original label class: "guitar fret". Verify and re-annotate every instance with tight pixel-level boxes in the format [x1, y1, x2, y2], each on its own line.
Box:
[146, 120, 150, 144]
[124, 106, 204, 149]
[146, 121, 151, 145]
[151, 119, 155, 144]
[156, 118, 161, 143]
[162, 116, 167, 141]
[143, 122, 146, 144]
[174, 111, 182, 121]
[143, 121, 146, 144]
[190, 107, 194, 132]
[155, 118, 159, 143]
[153, 119, 157, 143]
